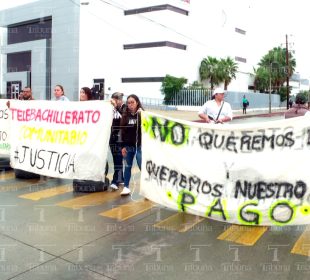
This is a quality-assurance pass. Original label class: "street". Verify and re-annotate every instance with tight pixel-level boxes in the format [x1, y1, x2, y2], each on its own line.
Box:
[0, 114, 309, 280]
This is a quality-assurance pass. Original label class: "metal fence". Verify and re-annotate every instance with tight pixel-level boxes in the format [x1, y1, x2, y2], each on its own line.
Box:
[167, 89, 212, 106]
[105, 93, 177, 111]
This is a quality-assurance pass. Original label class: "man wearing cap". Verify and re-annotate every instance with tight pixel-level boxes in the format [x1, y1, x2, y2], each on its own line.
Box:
[109, 92, 126, 190]
[198, 87, 233, 123]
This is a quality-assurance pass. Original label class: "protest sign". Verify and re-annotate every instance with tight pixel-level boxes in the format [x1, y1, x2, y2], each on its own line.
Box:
[140, 111, 310, 226]
[0, 100, 11, 155]
[10, 100, 112, 181]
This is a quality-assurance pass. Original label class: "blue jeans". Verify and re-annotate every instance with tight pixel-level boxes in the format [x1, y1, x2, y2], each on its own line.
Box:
[109, 142, 124, 185]
[123, 146, 141, 187]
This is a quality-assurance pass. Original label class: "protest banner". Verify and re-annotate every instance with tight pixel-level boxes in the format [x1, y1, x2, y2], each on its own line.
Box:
[0, 100, 11, 155]
[140, 111, 310, 226]
[9, 100, 113, 181]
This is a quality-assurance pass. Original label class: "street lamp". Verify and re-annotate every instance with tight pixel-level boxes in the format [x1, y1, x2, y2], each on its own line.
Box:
[268, 62, 278, 114]
[285, 34, 290, 109]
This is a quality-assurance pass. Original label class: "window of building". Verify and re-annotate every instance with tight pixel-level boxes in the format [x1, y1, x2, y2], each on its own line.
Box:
[8, 17, 52, 44]
[235, 56, 247, 63]
[124, 5, 188, 16]
[7, 51, 31, 72]
[235, 27, 246, 35]
[124, 41, 186, 50]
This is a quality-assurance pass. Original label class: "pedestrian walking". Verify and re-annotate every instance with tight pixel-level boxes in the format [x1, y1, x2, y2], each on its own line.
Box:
[289, 98, 293, 108]
[198, 87, 233, 123]
[109, 92, 126, 191]
[285, 92, 310, 118]
[120, 94, 144, 196]
[242, 95, 249, 114]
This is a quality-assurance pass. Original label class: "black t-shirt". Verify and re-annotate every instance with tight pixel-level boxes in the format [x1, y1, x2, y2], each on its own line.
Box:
[121, 111, 141, 148]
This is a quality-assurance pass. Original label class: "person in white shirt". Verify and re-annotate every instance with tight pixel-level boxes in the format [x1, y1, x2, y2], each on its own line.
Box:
[54, 85, 70, 101]
[198, 87, 233, 123]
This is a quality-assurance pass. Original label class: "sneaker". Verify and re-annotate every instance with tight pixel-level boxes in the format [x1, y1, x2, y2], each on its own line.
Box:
[110, 183, 119, 191]
[118, 181, 125, 186]
[120, 187, 131, 196]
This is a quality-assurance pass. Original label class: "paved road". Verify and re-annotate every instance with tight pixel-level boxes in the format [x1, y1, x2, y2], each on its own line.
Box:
[0, 113, 309, 280]
[148, 108, 286, 122]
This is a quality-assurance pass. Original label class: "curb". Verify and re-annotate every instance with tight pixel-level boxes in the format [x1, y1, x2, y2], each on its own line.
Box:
[234, 111, 285, 119]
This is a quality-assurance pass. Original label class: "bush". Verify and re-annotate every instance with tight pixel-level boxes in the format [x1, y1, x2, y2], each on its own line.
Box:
[161, 75, 187, 104]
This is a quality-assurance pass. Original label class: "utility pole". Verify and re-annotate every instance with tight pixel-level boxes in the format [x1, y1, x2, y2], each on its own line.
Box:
[269, 63, 272, 114]
[285, 34, 290, 109]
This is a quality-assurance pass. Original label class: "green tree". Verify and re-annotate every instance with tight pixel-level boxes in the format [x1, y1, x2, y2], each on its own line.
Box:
[188, 81, 206, 89]
[161, 75, 187, 104]
[252, 66, 269, 92]
[218, 57, 238, 90]
[256, 47, 296, 93]
[199, 56, 221, 90]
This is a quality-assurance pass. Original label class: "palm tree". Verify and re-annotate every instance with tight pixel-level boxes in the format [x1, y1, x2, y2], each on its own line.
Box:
[218, 57, 238, 90]
[258, 47, 296, 92]
[253, 66, 269, 92]
[199, 56, 220, 90]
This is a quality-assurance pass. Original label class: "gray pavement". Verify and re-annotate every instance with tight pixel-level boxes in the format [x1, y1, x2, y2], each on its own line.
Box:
[1, 109, 309, 280]
[148, 107, 287, 121]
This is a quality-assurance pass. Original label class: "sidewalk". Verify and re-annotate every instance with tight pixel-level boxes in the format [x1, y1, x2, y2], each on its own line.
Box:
[147, 107, 287, 121]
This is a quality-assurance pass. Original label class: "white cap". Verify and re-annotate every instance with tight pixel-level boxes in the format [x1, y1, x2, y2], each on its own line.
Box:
[212, 87, 225, 96]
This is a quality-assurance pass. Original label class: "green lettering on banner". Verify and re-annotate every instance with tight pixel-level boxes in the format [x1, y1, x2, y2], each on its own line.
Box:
[142, 115, 189, 146]
[206, 198, 228, 221]
[167, 191, 173, 200]
[300, 205, 310, 216]
[237, 201, 262, 225]
[268, 200, 296, 226]
[177, 190, 196, 212]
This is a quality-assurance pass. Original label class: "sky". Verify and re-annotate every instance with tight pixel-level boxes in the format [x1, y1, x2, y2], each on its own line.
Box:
[1, 0, 310, 78]
[247, 0, 310, 78]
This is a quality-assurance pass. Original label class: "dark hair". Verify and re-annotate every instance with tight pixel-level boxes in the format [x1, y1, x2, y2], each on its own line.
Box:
[121, 94, 144, 126]
[111, 92, 124, 100]
[126, 94, 144, 111]
[81, 87, 92, 100]
[55, 84, 64, 95]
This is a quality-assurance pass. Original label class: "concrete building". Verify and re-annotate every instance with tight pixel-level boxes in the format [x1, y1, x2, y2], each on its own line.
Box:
[0, 0, 265, 100]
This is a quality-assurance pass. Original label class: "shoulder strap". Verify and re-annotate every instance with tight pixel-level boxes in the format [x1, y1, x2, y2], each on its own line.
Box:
[215, 102, 225, 121]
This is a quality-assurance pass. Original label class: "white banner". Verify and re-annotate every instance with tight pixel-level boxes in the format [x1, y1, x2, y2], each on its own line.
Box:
[140, 111, 310, 226]
[0, 100, 11, 155]
[10, 100, 113, 180]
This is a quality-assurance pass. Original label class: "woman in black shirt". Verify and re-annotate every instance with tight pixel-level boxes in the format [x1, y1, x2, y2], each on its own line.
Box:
[120, 94, 144, 195]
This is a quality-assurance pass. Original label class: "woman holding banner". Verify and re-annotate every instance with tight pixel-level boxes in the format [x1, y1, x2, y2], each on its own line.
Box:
[79, 87, 92, 101]
[120, 94, 144, 196]
[54, 85, 70, 101]
[72, 86, 109, 192]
